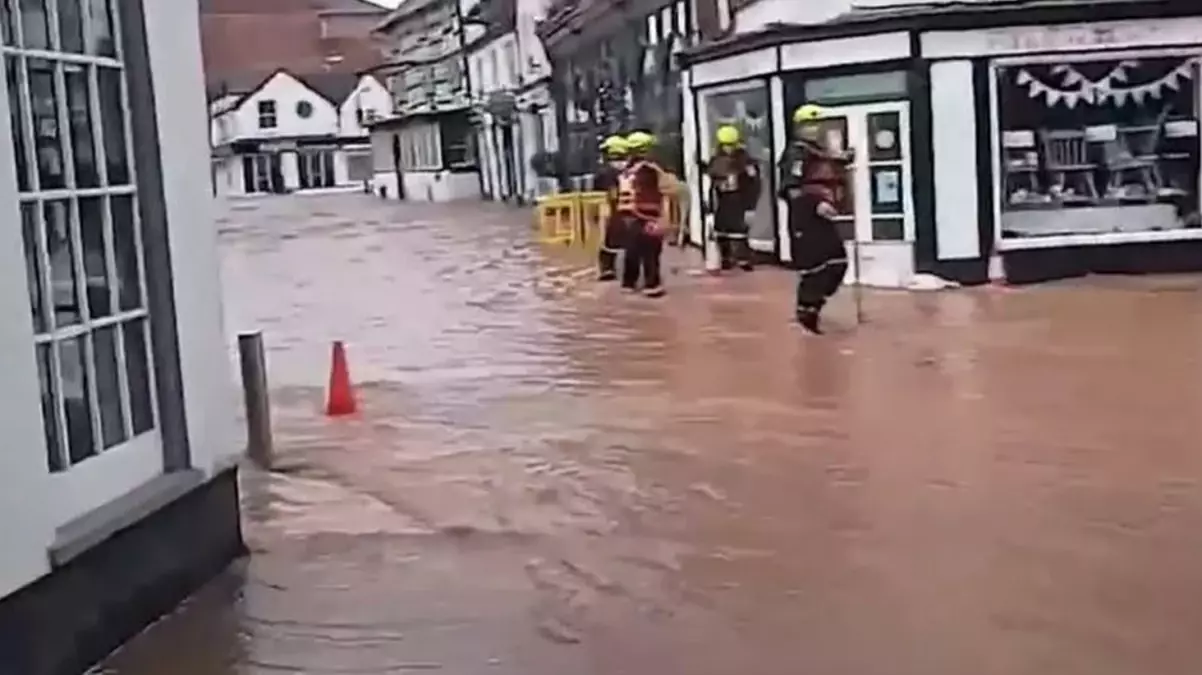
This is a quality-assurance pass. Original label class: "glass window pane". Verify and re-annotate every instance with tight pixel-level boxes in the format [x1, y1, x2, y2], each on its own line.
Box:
[6, 55, 30, 191]
[56, 0, 83, 52]
[110, 194, 141, 311]
[79, 196, 112, 317]
[93, 325, 126, 448]
[29, 58, 65, 190]
[44, 199, 81, 327]
[20, 202, 47, 333]
[867, 112, 901, 163]
[84, 0, 115, 56]
[97, 66, 128, 185]
[871, 217, 904, 241]
[869, 165, 904, 215]
[36, 343, 65, 471]
[64, 64, 98, 187]
[19, 0, 50, 50]
[803, 71, 908, 106]
[59, 335, 96, 464]
[123, 318, 153, 434]
[996, 58, 1201, 237]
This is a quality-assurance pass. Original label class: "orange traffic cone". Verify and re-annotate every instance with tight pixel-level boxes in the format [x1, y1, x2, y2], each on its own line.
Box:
[325, 341, 357, 417]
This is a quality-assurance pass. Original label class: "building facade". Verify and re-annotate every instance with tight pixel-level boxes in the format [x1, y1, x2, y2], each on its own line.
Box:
[537, 0, 697, 195]
[465, 0, 558, 203]
[210, 70, 388, 196]
[366, 0, 481, 202]
[680, 0, 1202, 286]
[0, 0, 243, 672]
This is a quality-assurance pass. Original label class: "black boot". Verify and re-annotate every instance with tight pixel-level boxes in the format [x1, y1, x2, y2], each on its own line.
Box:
[797, 307, 822, 334]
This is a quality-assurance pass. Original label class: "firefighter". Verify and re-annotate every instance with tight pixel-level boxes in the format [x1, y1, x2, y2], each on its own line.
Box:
[779, 104, 853, 334]
[595, 134, 629, 281]
[616, 130, 668, 297]
[705, 124, 761, 272]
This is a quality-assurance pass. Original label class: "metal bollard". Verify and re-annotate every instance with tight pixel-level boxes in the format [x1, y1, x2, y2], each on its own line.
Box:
[237, 331, 274, 469]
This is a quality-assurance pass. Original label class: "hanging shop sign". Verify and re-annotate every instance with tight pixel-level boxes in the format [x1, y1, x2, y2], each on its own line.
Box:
[1015, 58, 1196, 108]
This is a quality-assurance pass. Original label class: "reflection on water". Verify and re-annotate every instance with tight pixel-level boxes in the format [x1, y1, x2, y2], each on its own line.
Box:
[105, 194, 1202, 675]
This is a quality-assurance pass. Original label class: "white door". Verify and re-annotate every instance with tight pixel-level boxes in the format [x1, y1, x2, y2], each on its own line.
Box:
[812, 102, 915, 288]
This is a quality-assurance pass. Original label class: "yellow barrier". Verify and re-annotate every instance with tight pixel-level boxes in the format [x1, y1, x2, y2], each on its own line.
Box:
[536, 176, 687, 248]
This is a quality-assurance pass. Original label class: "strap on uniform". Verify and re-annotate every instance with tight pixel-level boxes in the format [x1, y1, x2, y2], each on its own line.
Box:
[797, 258, 849, 275]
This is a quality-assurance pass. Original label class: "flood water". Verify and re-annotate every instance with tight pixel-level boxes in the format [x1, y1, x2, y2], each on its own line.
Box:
[101, 193, 1202, 674]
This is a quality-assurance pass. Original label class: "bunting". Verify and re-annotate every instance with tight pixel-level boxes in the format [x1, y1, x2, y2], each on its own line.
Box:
[1015, 58, 1196, 108]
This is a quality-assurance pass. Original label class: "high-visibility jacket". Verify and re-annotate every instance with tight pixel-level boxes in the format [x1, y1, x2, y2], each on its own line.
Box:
[616, 159, 665, 222]
[779, 140, 849, 206]
[706, 148, 761, 216]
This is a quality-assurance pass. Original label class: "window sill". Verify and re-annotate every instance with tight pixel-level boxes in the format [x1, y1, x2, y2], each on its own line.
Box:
[49, 469, 205, 567]
[997, 228, 1202, 251]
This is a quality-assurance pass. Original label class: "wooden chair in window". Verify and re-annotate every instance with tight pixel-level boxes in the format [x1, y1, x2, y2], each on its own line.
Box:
[1039, 128, 1098, 203]
[1104, 107, 1170, 201]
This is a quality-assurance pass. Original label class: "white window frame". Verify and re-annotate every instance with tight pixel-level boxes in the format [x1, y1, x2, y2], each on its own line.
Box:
[1, 0, 164, 525]
[989, 46, 1202, 251]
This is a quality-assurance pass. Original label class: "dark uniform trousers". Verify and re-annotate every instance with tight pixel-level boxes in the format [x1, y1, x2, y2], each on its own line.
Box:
[597, 214, 626, 279]
[792, 194, 848, 316]
[621, 218, 663, 291]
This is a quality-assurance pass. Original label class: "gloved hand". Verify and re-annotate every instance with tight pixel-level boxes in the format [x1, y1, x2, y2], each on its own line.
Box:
[816, 201, 838, 219]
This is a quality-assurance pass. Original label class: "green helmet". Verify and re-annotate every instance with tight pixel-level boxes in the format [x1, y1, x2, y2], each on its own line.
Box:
[715, 125, 741, 146]
[625, 130, 656, 150]
[600, 135, 628, 155]
[792, 104, 825, 123]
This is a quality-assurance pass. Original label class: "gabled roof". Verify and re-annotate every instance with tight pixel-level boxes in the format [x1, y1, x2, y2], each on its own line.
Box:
[210, 68, 372, 114]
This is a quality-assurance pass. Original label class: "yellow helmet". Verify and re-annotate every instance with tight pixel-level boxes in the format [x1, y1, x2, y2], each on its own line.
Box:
[625, 130, 655, 150]
[600, 135, 628, 155]
[792, 104, 825, 123]
[715, 125, 741, 146]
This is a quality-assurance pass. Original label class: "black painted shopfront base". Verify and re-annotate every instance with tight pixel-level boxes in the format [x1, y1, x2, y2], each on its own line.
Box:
[1001, 236, 1202, 285]
[0, 467, 246, 675]
[928, 258, 991, 286]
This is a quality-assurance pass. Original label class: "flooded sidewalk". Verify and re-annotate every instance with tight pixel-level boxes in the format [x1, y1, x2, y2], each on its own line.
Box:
[103, 194, 1202, 675]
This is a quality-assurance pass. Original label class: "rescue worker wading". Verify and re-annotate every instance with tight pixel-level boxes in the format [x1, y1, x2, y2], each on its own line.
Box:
[595, 135, 629, 281]
[616, 131, 668, 297]
[779, 104, 853, 334]
[704, 125, 761, 271]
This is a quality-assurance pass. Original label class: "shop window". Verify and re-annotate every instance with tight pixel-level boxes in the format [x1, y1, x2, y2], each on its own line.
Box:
[400, 122, 442, 171]
[5, 0, 158, 471]
[257, 99, 277, 129]
[297, 148, 336, 189]
[996, 56, 1201, 239]
[346, 150, 373, 181]
[697, 82, 774, 246]
[441, 114, 476, 169]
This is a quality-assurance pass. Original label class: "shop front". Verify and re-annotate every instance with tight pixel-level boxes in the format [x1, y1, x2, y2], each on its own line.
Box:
[681, 0, 1202, 286]
[925, 13, 1202, 283]
[221, 137, 369, 195]
[683, 29, 921, 286]
[0, 0, 243, 671]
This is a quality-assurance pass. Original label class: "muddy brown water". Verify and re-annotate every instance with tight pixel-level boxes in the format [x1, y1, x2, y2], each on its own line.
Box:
[100, 195, 1202, 674]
